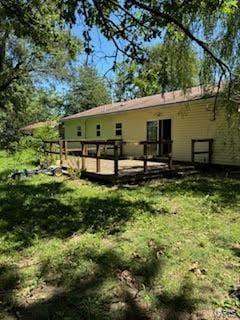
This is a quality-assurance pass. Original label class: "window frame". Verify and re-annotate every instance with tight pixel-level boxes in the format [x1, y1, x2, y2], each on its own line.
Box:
[115, 123, 122, 136]
[77, 126, 82, 137]
[96, 124, 101, 137]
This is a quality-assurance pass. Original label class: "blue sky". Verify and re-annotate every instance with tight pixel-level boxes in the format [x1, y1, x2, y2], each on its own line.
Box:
[61, 21, 206, 97]
[69, 22, 162, 100]
[71, 20, 161, 76]
[72, 24, 118, 76]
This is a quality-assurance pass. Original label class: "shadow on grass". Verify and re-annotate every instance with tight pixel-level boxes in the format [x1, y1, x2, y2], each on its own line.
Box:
[148, 175, 240, 208]
[0, 179, 167, 251]
[231, 245, 240, 257]
[156, 281, 197, 320]
[0, 262, 21, 319]
[3, 246, 197, 320]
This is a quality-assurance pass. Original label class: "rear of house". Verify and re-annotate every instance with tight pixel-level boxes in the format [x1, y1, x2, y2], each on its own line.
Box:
[61, 86, 240, 166]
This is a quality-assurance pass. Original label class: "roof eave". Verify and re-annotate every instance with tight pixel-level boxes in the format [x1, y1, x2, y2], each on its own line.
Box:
[61, 96, 216, 122]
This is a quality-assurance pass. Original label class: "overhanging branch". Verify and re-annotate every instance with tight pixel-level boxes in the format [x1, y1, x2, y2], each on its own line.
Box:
[131, 0, 232, 75]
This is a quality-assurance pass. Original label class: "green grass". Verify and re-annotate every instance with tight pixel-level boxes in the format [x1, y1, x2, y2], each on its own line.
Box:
[0, 150, 239, 319]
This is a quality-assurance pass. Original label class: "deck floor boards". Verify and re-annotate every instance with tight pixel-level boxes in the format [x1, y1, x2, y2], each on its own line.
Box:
[58, 157, 169, 176]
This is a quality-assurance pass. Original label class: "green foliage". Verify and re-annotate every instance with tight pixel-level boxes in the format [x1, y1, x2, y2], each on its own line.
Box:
[10, 136, 42, 166]
[14, 147, 39, 167]
[65, 66, 111, 115]
[59, 0, 240, 83]
[0, 83, 62, 149]
[34, 124, 59, 142]
[0, 0, 81, 150]
[8, 121, 59, 166]
[0, 0, 81, 93]
[115, 41, 199, 100]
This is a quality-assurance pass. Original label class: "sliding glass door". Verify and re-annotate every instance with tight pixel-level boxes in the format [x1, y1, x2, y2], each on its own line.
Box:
[146, 119, 172, 156]
[146, 121, 158, 155]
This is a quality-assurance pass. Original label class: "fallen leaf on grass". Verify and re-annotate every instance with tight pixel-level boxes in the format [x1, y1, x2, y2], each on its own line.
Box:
[189, 262, 208, 277]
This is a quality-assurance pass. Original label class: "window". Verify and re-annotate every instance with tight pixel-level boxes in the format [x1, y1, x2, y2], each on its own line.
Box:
[115, 123, 122, 136]
[77, 126, 82, 137]
[96, 124, 101, 137]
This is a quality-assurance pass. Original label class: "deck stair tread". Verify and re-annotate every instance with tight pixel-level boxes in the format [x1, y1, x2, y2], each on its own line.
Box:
[176, 165, 195, 171]
[176, 170, 199, 177]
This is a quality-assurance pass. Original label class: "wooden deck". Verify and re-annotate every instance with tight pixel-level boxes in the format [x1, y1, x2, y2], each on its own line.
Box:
[44, 139, 174, 183]
[61, 157, 169, 175]
[58, 157, 173, 183]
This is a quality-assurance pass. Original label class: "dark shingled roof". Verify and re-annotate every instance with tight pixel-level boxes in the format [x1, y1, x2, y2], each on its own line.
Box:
[62, 85, 217, 121]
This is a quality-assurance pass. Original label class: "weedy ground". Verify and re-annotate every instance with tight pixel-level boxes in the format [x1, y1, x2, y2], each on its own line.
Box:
[0, 150, 239, 319]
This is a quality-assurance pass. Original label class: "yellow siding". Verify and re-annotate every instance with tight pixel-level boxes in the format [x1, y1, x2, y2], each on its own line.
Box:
[63, 99, 240, 166]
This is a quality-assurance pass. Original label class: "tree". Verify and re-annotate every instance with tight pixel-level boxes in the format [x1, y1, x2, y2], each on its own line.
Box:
[1, 0, 240, 121]
[0, 0, 81, 148]
[65, 66, 111, 115]
[0, 82, 64, 149]
[115, 41, 199, 101]
[56, 0, 240, 105]
[2, 1, 239, 83]
[0, 0, 81, 95]
[1, 1, 240, 97]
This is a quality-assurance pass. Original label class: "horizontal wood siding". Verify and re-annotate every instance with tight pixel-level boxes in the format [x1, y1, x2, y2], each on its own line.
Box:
[63, 99, 240, 166]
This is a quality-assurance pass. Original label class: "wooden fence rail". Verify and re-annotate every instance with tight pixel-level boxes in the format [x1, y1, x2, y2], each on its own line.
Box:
[140, 140, 173, 172]
[43, 139, 173, 176]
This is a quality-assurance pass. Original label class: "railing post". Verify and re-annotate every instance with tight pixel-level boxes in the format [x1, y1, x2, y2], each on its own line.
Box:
[77, 142, 81, 171]
[50, 142, 53, 162]
[96, 143, 101, 173]
[43, 141, 46, 157]
[59, 140, 63, 166]
[120, 140, 123, 157]
[64, 140, 68, 160]
[81, 142, 86, 171]
[168, 141, 173, 169]
[191, 139, 195, 163]
[143, 142, 148, 172]
[114, 141, 119, 176]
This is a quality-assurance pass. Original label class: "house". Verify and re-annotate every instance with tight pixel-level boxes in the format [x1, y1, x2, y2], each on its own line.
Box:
[19, 120, 58, 136]
[61, 86, 240, 166]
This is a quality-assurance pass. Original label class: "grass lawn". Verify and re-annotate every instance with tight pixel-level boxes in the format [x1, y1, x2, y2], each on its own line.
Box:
[0, 150, 239, 319]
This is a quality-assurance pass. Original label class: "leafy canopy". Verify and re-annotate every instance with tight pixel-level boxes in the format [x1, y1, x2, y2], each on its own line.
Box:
[115, 41, 199, 101]
[59, 1, 240, 78]
[0, 0, 81, 148]
[65, 66, 111, 115]
[0, 0, 81, 94]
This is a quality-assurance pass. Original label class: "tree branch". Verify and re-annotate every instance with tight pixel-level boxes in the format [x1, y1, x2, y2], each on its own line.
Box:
[130, 0, 232, 75]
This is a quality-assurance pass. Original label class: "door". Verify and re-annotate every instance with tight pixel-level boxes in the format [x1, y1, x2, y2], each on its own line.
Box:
[159, 119, 172, 155]
[146, 121, 158, 155]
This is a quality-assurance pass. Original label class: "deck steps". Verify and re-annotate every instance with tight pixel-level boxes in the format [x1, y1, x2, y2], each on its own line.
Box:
[176, 165, 199, 177]
[176, 165, 195, 171]
[176, 170, 199, 177]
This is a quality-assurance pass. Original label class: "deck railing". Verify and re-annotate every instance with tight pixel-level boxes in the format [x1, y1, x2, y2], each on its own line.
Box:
[43, 139, 173, 176]
[191, 139, 213, 164]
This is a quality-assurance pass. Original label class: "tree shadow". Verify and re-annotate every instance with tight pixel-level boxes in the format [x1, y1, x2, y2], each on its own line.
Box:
[0, 262, 21, 319]
[156, 280, 197, 320]
[0, 179, 167, 252]
[3, 245, 198, 320]
[0, 181, 75, 250]
[231, 245, 240, 258]
[148, 175, 240, 208]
